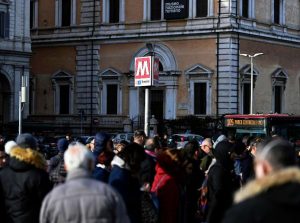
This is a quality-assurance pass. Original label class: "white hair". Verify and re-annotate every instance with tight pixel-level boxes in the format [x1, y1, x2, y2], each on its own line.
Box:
[5, 140, 17, 155]
[64, 142, 95, 172]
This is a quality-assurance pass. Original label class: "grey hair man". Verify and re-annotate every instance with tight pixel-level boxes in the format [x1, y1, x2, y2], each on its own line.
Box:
[40, 142, 129, 223]
[222, 138, 300, 223]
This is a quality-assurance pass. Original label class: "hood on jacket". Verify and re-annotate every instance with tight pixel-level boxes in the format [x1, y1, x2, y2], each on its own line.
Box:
[57, 138, 69, 153]
[10, 147, 47, 170]
[234, 167, 300, 206]
[93, 132, 110, 158]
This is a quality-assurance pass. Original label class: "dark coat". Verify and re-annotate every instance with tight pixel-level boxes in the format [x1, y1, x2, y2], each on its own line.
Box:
[0, 147, 52, 223]
[109, 156, 141, 223]
[207, 141, 235, 223]
[207, 162, 235, 223]
[139, 151, 156, 186]
[92, 165, 110, 183]
[222, 167, 300, 223]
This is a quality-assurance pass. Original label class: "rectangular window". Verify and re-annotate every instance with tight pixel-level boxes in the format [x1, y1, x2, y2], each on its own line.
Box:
[194, 83, 207, 114]
[0, 11, 8, 38]
[61, 0, 71, 27]
[110, 0, 119, 23]
[243, 83, 250, 114]
[30, 0, 34, 29]
[274, 0, 280, 24]
[107, 84, 118, 114]
[151, 0, 162, 20]
[274, 86, 282, 113]
[59, 85, 70, 114]
[196, 0, 208, 17]
[242, 0, 249, 18]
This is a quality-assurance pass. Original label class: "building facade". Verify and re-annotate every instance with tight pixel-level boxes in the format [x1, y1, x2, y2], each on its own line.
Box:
[29, 0, 300, 134]
[0, 0, 31, 133]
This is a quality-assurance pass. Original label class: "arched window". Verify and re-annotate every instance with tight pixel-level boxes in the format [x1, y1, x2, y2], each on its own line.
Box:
[185, 64, 213, 115]
[52, 71, 74, 114]
[271, 68, 288, 113]
[240, 64, 259, 114]
[99, 68, 123, 115]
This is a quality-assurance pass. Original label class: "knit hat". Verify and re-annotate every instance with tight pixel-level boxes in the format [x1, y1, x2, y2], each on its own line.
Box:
[4, 140, 17, 155]
[93, 132, 110, 158]
[16, 133, 38, 150]
[57, 138, 69, 152]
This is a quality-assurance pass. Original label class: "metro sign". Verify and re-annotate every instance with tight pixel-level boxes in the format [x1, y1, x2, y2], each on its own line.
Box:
[134, 56, 159, 87]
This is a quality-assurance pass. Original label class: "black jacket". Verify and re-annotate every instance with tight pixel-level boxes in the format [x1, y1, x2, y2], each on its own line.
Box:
[222, 167, 300, 223]
[0, 147, 52, 223]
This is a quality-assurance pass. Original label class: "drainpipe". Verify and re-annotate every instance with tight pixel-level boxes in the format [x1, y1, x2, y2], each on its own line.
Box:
[90, 0, 96, 134]
[216, 0, 221, 118]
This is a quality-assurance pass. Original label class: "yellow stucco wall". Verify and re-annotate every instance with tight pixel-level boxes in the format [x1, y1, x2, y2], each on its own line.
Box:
[240, 39, 300, 114]
[126, 0, 143, 23]
[38, 0, 55, 28]
[31, 46, 76, 114]
[100, 39, 217, 116]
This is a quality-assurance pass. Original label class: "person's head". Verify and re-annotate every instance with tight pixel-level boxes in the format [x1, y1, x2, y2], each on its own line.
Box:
[93, 132, 111, 157]
[114, 140, 129, 154]
[214, 140, 234, 170]
[144, 137, 160, 152]
[254, 138, 296, 179]
[57, 138, 69, 153]
[201, 138, 213, 154]
[156, 148, 183, 176]
[133, 130, 147, 145]
[64, 142, 95, 173]
[0, 150, 6, 168]
[16, 133, 38, 150]
[117, 143, 146, 174]
[248, 137, 263, 157]
[4, 140, 17, 155]
[182, 140, 199, 160]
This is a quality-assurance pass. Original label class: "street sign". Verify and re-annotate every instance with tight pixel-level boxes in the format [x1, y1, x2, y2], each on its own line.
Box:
[135, 56, 152, 87]
[134, 56, 159, 87]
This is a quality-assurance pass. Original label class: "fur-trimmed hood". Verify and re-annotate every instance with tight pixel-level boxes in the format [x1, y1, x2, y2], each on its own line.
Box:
[10, 147, 47, 170]
[235, 167, 300, 204]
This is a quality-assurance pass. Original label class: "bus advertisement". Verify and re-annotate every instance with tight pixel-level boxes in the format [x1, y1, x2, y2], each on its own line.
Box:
[223, 114, 300, 148]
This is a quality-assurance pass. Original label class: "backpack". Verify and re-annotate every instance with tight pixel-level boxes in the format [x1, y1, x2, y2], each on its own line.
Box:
[49, 154, 67, 186]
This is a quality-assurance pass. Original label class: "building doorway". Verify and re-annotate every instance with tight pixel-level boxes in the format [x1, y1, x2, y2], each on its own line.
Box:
[0, 74, 11, 131]
[151, 89, 164, 120]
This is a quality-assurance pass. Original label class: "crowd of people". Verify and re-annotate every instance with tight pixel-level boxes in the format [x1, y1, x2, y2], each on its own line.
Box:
[0, 131, 300, 223]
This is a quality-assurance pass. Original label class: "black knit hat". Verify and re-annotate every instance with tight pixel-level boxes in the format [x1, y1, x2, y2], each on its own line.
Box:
[16, 133, 38, 150]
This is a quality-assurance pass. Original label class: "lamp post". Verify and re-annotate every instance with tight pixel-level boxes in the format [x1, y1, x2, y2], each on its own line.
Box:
[240, 53, 264, 114]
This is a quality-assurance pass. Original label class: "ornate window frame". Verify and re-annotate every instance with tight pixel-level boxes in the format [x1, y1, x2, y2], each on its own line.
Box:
[99, 68, 123, 115]
[185, 64, 213, 115]
[239, 64, 259, 114]
[271, 68, 288, 113]
[51, 70, 74, 114]
[239, 0, 255, 19]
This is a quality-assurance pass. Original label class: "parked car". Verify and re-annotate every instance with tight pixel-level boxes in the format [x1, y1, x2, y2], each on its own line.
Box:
[168, 134, 204, 149]
[112, 133, 134, 144]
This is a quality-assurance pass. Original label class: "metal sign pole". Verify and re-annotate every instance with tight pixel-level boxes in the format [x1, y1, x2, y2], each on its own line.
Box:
[18, 91, 22, 135]
[144, 87, 150, 136]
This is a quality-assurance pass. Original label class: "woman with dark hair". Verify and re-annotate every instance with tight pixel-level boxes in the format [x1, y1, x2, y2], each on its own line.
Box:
[108, 143, 145, 223]
[151, 148, 184, 223]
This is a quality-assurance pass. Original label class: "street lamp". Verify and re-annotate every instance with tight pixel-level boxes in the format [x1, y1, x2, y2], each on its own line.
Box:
[240, 53, 264, 114]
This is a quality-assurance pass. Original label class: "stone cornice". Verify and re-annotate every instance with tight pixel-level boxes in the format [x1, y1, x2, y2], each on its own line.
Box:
[31, 16, 300, 46]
